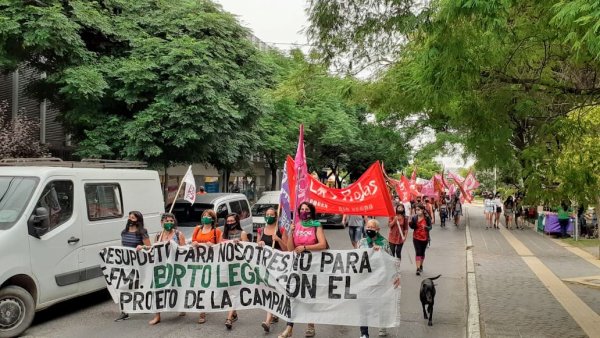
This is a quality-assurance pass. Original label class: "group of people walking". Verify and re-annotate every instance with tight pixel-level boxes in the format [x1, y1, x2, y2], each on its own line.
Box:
[115, 202, 340, 338]
[483, 192, 526, 230]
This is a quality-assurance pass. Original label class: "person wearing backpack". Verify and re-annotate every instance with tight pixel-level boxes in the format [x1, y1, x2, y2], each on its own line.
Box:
[191, 209, 222, 325]
[257, 207, 288, 333]
[148, 213, 186, 325]
[410, 204, 432, 276]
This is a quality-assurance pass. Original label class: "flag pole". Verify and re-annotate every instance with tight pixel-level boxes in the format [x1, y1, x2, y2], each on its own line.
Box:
[168, 166, 190, 214]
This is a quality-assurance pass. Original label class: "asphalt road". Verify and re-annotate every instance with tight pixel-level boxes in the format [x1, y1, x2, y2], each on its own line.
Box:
[23, 218, 468, 338]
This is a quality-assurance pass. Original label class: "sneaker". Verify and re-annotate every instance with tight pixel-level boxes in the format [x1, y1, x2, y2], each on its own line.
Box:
[379, 328, 388, 336]
[115, 312, 129, 322]
[360, 335, 369, 338]
[416, 269, 421, 276]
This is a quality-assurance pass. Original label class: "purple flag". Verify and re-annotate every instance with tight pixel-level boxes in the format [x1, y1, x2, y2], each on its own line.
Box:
[279, 161, 292, 231]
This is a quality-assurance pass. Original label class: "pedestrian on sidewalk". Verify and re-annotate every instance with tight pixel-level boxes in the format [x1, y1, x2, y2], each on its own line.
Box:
[484, 192, 495, 229]
[388, 204, 409, 260]
[493, 193, 503, 228]
[343, 214, 367, 248]
[114, 211, 151, 322]
[514, 196, 525, 229]
[357, 219, 401, 338]
[504, 196, 515, 230]
[557, 202, 573, 238]
[410, 204, 432, 276]
[279, 202, 328, 338]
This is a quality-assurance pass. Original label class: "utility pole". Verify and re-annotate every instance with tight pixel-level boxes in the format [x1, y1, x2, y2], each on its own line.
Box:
[493, 166, 497, 195]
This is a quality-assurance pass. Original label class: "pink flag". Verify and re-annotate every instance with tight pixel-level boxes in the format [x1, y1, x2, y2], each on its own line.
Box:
[294, 124, 310, 221]
[464, 171, 480, 191]
[448, 171, 473, 203]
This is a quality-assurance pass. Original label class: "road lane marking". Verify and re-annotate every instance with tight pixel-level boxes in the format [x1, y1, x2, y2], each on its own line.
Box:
[549, 238, 600, 270]
[499, 226, 600, 338]
[465, 207, 481, 338]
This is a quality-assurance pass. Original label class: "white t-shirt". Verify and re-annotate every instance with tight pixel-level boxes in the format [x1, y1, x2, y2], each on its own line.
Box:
[494, 198, 503, 211]
[403, 202, 412, 218]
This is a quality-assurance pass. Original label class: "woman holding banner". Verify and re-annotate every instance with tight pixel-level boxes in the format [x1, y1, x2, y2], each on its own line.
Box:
[191, 209, 223, 324]
[257, 208, 287, 332]
[149, 213, 186, 325]
[410, 204, 432, 276]
[357, 219, 401, 338]
[278, 202, 328, 338]
[223, 213, 249, 329]
[114, 211, 151, 322]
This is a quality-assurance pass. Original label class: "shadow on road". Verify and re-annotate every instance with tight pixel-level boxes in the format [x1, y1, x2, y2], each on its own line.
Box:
[32, 290, 111, 326]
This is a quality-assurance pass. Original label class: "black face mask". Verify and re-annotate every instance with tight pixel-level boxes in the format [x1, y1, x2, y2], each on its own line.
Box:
[366, 230, 378, 238]
[396, 209, 405, 216]
[127, 220, 137, 227]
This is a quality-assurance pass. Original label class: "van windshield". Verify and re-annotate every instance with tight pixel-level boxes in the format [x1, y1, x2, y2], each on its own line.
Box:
[251, 203, 278, 217]
[0, 176, 39, 230]
[171, 202, 214, 228]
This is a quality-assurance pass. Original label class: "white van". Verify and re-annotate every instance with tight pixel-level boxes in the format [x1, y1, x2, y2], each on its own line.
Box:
[0, 159, 164, 337]
[250, 191, 280, 234]
[169, 193, 253, 241]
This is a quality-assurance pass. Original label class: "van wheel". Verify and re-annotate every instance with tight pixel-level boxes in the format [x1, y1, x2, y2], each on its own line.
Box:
[0, 286, 35, 338]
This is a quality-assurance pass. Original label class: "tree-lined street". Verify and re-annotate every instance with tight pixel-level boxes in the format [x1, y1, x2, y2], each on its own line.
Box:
[22, 208, 599, 338]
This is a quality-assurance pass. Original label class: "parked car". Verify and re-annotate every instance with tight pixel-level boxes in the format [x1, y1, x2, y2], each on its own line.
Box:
[168, 193, 253, 241]
[251, 191, 280, 235]
[317, 213, 344, 229]
[0, 160, 164, 337]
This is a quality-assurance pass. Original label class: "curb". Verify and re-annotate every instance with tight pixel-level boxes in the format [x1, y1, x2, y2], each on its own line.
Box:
[465, 207, 481, 338]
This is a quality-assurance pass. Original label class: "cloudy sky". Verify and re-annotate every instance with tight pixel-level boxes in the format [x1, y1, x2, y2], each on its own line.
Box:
[214, 1, 473, 169]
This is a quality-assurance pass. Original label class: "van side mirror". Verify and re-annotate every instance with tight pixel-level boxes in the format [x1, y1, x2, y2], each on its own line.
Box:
[28, 207, 50, 238]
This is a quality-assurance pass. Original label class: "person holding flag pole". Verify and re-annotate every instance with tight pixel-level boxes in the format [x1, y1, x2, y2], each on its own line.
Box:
[279, 125, 328, 338]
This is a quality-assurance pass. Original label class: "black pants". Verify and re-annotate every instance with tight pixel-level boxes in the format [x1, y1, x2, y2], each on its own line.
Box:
[559, 219, 569, 238]
[389, 242, 403, 260]
[360, 326, 369, 336]
[413, 238, 428, 259]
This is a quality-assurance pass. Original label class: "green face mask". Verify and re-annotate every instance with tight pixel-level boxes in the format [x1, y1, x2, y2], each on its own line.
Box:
[163, 222, 174, 231]
[201, 216, 213, 225]
[264, 216, 276, 224]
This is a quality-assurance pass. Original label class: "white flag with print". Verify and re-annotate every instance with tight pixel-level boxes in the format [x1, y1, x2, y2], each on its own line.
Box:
[183, 165, 196, 204]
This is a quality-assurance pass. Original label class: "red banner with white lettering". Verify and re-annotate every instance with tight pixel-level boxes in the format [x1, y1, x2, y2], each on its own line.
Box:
[286, 157, 395, 217]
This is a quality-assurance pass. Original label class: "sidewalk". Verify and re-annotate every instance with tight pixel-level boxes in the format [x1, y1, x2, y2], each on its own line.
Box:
[466, 205, 600, 338]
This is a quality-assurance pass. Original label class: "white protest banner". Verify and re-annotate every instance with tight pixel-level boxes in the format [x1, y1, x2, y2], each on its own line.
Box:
[99, 242, 400, 327]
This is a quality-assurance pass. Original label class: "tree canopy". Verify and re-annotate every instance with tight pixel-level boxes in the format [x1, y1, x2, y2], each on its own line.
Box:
[0, 0, 272, 171]
[308, 0, 600, 205]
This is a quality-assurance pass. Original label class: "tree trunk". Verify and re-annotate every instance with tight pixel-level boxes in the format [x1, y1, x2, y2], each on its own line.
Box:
[270, 164, 278, 191]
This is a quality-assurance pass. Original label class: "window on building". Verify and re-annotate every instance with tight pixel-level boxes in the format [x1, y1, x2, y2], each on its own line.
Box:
[85, 183, 123, 221]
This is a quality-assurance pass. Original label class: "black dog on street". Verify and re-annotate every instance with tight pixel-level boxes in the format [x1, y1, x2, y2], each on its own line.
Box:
[420, 274, 441, 326]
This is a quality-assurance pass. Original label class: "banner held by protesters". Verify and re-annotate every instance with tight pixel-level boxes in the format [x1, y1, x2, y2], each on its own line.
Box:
[99, 241, 400, 327]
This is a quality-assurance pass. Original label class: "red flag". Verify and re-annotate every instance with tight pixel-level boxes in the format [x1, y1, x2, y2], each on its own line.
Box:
[402, 175, 421, 199]
[448, 171, 473, 203]
[288, 157, 395, 217]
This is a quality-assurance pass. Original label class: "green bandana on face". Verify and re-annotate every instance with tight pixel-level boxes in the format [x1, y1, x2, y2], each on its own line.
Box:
[163, 222, 174, 231]
[366, 233, 386, 247]
[301, 220, 321, 227]
[265, 216, 276, 224]
[201, 216, 213, 225]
